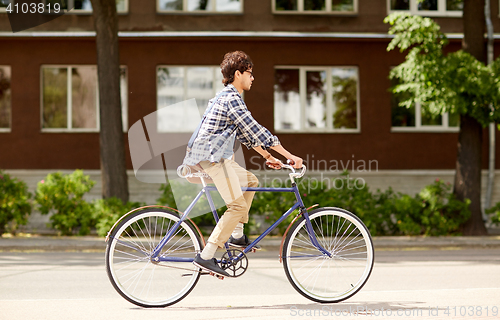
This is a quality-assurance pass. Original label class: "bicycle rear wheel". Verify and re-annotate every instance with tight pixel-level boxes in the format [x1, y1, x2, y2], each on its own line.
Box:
[105, 208, 202, 308]
[283, 207, 374, 303]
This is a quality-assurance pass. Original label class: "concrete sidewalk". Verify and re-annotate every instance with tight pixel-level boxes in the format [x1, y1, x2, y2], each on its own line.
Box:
[1, 235, 500, 252]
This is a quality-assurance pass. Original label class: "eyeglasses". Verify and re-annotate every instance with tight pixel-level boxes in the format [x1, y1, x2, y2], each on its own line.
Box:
[244, 70, 254, 78]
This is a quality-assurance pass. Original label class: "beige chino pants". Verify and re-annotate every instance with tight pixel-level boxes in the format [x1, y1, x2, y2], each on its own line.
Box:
[200, 159, 259, 248]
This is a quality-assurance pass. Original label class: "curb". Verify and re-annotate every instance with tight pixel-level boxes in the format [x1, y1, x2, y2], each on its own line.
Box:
[1, 235, 500, 252]
[0, 236, 106, 252]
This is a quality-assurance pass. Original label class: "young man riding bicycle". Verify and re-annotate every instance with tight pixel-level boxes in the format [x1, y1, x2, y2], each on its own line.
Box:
[182, 51, 303, 277]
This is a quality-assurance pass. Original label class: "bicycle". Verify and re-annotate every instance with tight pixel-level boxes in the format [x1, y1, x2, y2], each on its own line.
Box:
[104, 163, 374, 308]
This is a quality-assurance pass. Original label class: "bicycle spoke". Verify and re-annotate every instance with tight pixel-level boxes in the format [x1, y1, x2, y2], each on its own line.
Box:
[284, 208, 374, 303]
[121, 229, 149, 254]
[106, 209, 201, 307]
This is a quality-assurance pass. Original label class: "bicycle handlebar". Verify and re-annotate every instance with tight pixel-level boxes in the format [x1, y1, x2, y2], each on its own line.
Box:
[279, 162, 307, 181]
[178, 160, 307, 183]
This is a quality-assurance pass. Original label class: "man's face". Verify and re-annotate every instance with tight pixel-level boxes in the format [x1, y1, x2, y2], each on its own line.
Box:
[241, 68, 254, 91]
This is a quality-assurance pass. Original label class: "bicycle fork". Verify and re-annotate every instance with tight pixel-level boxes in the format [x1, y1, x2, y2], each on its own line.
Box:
[291, 185, 333, 258]
[302, 209, 333, 258]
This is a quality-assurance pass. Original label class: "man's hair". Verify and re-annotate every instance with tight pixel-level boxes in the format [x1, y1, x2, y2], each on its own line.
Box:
[220, 51, 253, 86]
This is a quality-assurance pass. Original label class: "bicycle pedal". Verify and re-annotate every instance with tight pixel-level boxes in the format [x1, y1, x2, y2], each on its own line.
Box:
[209, 272, 224, 280]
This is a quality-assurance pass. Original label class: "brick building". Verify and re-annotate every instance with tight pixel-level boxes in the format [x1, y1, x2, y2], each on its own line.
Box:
[1, 0, 500, 214]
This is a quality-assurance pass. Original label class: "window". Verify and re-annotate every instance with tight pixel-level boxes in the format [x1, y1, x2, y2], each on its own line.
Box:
[0, 66, 11, 131]
[44, 0, 128, 14]
[157, 0, 243, 13]
[274, 0, 357, 14]
[274, 66, 360, 133]
[156, 66, 224, 132]
[388, 0, 463, 17]
[41, 65, 128, 132]
[391, 78, 459, 132]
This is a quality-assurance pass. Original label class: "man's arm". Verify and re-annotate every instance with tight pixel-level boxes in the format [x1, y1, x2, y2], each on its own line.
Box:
[252, 145, 303, 169]
[252, 146, 282, 169]
[270, 144, 303, 168]
[227, 96, 280, 150]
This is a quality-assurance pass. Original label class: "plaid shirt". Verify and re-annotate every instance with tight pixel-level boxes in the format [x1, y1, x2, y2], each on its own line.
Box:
[183, 84, 280, 166]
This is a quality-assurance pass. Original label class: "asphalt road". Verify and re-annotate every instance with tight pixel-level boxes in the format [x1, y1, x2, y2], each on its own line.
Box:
[1, 249, 499, 320]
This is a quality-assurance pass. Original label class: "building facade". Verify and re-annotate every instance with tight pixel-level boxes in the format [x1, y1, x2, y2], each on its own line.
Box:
[2, 0, 500, 211]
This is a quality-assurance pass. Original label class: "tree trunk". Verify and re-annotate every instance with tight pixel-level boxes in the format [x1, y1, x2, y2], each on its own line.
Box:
[454, 115, 487, 235]
[462, 0, 486, 61]
[454, 0, 487, 235]
[91, 0, 129, 203]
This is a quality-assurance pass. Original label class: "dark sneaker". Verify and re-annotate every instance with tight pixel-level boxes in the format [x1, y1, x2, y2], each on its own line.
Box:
[193, 254, 230, 277]
[228, 235, 261, 250]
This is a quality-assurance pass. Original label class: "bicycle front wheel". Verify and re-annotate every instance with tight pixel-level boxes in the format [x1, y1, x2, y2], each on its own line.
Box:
[105, 208, 202, 308]
[283, 207, 374, 303]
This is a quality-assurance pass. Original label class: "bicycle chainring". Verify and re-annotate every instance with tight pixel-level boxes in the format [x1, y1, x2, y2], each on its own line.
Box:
[220, 248, 248, 278]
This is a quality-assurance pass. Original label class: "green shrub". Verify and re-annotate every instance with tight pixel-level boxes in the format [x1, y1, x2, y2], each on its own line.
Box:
[250, 179, 297, 235]
[92, 197, 145, 237]
[0, 171, 32, 234]
[159, 174, 472, 237]
[486, 202, 500, 225]
[416, 179, 471, 235]
[157, 182, 218, 228]
[35, 170, 95, 235]
[250, 174, 400, 236]
[251, 174, 471, 236]
[392, 194, 424, 235]
[157, 181, 263, 235]
[316, 175, 396, 236]
[158, 181, 227, 231]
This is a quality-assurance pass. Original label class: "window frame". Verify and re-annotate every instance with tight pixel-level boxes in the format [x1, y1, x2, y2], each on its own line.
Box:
[272, 0, 358, 14]
[156, 0, 244, 14]
[387, 0, 463, 17]
[156, 65, 225, 133]
[391, 102, 459, 132]
[40, 64, 128, 133]
[274, 65, 361, 134]
[0, 65, 11, 133]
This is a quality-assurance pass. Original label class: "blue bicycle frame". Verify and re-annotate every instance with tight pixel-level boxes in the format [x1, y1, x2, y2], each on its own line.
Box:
[150, 183, 332, 262]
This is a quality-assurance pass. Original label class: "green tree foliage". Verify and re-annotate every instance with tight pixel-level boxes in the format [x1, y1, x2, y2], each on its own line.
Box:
[385, 13, 500, 127]
[0, 172, 32, 234]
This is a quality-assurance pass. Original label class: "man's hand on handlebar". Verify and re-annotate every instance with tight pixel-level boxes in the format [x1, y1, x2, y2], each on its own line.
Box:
[287, 155, 303, 169]
[266, 156, 283, 170]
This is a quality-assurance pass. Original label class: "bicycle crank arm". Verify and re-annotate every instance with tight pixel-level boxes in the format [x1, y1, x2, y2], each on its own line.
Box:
[181, 271, 211, 277]
[181, 270, 232, 280]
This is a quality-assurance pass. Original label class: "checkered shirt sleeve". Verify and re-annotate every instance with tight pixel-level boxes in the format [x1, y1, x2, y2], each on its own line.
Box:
[226, 92, 280, 150]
